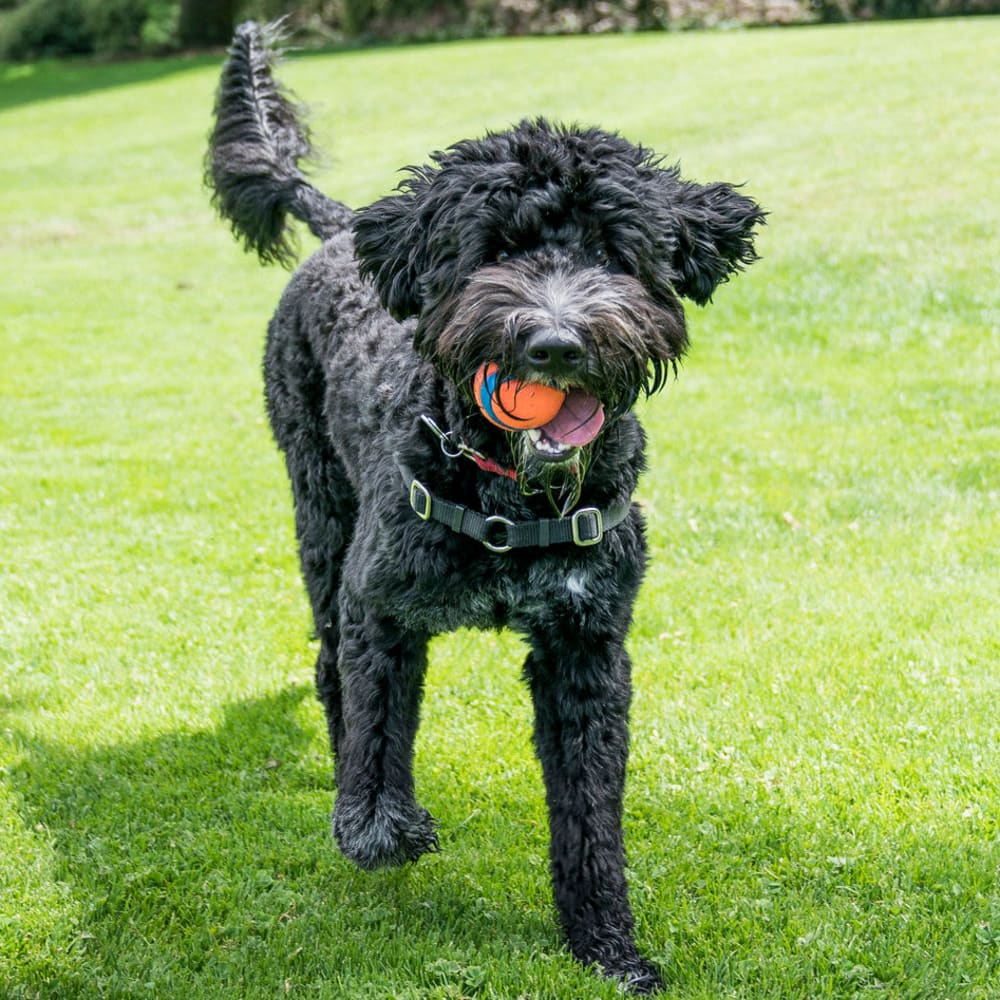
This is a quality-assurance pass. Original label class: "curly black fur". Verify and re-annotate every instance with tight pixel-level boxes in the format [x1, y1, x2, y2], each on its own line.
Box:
[206, 21, 764, 995]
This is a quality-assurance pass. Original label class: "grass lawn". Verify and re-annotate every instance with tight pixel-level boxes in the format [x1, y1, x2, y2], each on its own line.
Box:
[2, 16, 999, 999]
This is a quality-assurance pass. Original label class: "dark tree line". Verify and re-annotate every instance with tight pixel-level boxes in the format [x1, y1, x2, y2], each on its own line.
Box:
[179, 0, 235, 47]
[2, 0, 996, 61]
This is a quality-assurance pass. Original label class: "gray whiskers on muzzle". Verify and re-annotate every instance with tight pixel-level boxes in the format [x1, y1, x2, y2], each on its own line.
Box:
[434, 257, 687, 411]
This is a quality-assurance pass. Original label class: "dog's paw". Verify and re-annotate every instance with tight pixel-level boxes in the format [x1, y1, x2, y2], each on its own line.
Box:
[333, 793, 439, 869]
[615, 957, 664, 995]
[581, 945, 664, 995]
[588, 954, 663, 995]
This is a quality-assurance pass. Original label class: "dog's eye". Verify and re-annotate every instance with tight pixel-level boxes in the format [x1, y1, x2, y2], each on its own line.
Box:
[496, 250, 512, 264]
[594, 246, 609, 266]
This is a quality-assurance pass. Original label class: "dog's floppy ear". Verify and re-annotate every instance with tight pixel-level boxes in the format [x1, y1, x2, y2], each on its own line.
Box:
[353, 169, 433, 320]
[668, 178, 766, 306]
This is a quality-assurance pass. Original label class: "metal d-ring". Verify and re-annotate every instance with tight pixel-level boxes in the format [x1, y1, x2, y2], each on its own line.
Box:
[482, 515, 515, 553]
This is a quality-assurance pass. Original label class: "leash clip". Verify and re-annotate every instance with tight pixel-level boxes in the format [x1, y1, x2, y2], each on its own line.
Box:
[419, 413, 521, 483]
[419, 414, 464, 459]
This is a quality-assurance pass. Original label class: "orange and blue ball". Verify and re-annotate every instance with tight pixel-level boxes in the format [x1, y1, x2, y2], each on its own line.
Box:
[473, 363, 566, 431]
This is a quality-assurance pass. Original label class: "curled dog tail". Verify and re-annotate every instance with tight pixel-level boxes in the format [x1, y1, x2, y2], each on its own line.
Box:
[206, 20, 351, 266]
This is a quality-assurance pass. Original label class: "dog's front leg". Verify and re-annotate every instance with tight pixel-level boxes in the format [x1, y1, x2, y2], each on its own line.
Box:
[331, 595, 439, 869]
[525, 634, 663, 994]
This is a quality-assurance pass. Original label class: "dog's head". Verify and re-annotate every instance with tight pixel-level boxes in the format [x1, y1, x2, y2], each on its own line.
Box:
[353, 119, 764, 473]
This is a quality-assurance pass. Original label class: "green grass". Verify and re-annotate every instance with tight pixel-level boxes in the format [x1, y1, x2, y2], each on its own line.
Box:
[2, 17, 998, 999]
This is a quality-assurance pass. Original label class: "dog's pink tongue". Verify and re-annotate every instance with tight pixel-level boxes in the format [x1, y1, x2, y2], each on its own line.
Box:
[542, 391, 605, 446]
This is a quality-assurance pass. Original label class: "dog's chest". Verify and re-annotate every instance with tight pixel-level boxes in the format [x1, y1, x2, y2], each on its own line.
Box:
[467, 561, 592, 626]
[376, 535, 610, 638]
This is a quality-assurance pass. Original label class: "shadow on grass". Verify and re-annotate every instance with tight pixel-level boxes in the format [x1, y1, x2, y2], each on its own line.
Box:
[11, 681, 1000, 996]
[0, 52, 223, 113]
[6, 685, 557, 997]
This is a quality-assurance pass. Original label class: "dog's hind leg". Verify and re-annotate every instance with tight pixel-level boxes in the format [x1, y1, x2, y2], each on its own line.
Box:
[525, 635, 663, 994]
[281, 444, 355, 769]
[290, 450, 355, 770]
[331, 586, 439, 869]
[264, 313, 357, 769]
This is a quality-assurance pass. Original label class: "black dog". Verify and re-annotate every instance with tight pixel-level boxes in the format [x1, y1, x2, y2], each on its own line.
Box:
[207, 22, 763, 994]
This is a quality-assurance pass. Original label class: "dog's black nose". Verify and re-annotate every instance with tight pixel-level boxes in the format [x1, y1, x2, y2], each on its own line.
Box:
[522, 329, 587, 378]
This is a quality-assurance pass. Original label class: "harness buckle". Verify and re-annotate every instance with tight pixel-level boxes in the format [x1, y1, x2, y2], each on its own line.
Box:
[482, 515, 515, 553]
[409, 480, 432, 520]
[571, 507, 603, 546]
